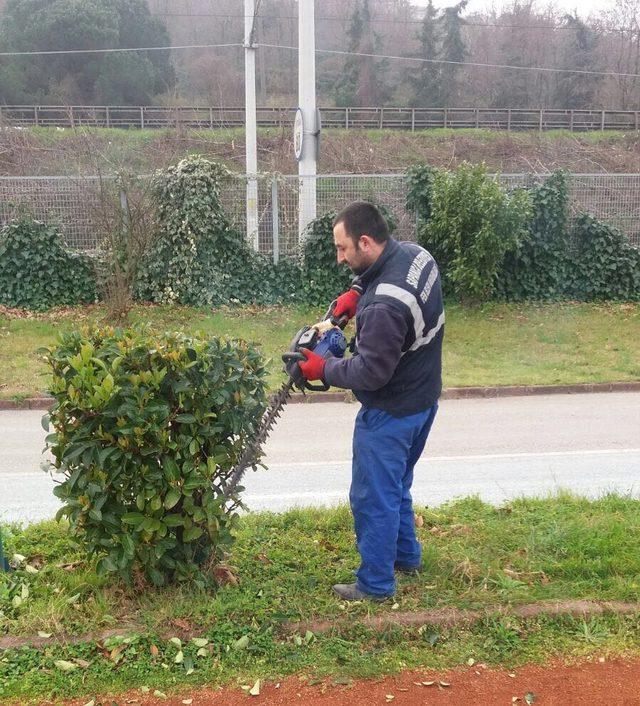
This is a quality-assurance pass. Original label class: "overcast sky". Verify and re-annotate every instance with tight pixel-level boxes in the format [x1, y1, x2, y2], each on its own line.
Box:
[416, 0, 616, 19]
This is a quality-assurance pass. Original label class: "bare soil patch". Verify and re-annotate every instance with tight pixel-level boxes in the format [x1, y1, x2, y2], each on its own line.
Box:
[59, 657, 640, 706]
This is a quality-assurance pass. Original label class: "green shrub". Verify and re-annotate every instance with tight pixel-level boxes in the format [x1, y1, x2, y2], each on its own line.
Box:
[0, 219, 97, 311]
[406, 163, 437, 222]
[497, 171, 571, 301]
[42, 326, 268, 586]
[568, 214, 640, 301]
[135, 156, 301, 307]
[416, 162, 531, 303]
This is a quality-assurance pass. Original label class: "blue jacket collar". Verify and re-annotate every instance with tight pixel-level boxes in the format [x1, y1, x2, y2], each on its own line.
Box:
[358, 238, 399, 290]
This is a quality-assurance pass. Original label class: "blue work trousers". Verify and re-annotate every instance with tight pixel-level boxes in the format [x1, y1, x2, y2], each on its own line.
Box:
[350, 403, 438, 597]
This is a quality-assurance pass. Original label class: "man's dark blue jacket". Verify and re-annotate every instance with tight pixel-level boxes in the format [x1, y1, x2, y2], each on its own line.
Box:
[324, 238, 444, 417]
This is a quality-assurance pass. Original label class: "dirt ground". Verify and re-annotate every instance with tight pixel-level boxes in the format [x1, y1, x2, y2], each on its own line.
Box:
[3, 128, 640, 176]
[60, 657, 640, 706]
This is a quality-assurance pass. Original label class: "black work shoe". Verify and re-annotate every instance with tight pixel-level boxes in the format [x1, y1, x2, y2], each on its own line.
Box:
[394, 563, 422, 576]
[332, 582, 389, 603]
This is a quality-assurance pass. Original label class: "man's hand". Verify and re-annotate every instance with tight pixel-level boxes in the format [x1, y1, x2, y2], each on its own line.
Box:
[332, 288, 361, 322]
[298, 348, 325, 381]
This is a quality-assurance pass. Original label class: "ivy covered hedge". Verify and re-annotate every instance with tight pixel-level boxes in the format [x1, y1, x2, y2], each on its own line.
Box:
[42, 326, 268, 586]
[134, 157, 302, 307]
[0, 219, 97, 311]
[408, 163, 640, 303]
[4, 158, 639, 312]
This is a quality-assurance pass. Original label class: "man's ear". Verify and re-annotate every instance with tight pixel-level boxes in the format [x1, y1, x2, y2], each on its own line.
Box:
[359, 234, 373, 250]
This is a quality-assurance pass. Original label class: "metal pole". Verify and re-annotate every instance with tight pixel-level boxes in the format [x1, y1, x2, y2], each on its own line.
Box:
[245, 0, 260, 250]
[298, 0, 317, 243]
[271, 176, 280, 265]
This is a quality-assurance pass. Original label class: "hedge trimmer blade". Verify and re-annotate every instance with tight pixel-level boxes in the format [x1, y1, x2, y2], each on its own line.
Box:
[222, 378, 295, 498]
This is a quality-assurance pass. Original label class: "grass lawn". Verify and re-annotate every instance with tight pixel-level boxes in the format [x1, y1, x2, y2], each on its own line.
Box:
[1, 495, 639, 703]
[0, 301, 639, 400]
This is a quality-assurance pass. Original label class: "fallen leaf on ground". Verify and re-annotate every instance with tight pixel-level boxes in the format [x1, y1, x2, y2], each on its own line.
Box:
[54, 660, 77, 672]
[172, 618, 192, 631]
[249, 680, 261, 696]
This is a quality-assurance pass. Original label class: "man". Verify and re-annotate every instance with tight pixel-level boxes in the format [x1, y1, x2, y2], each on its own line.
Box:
[297, 201, 444, 602]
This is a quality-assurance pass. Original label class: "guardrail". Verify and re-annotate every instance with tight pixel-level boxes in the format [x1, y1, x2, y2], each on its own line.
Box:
[1, 105, 639, 132]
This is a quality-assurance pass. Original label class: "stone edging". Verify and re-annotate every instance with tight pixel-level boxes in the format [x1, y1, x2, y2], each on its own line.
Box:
[1, 381, 640, 411]
[286, 600, 640, 635]
[2, 600, 638, 651]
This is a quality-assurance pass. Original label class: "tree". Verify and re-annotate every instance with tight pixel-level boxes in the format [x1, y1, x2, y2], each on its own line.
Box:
[410, 0, 442, 106]
[553, 14, 601, 108]
[439, 0, 468, 106]
[333, 0, 390, 106]
[0, 0, 174, 104]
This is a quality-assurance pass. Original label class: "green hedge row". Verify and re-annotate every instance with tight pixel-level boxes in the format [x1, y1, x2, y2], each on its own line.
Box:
[1, 158, 639, 312]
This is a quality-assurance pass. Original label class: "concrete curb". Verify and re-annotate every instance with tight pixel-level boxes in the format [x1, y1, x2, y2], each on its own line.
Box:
[2, 600, 639, 650]
[1, 380, 640, 411]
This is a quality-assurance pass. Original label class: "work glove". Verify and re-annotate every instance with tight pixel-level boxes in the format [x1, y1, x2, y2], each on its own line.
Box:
[332, 287, 361, 322]
[298, 348, 326, 381]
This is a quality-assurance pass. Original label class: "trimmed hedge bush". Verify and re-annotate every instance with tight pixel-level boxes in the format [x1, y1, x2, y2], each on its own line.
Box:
[0, 219, 97, 311]
[135, 157, 301, 307]
[568, 214, 640, 301]
[413, 162, 531, 303]
[42, 326, 268, 586]
[497, 171, 571, 301]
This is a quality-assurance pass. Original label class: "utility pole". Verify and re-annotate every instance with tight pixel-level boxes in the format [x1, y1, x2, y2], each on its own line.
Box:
[298, 0, 318, 242]
[245, 0, 259, 250]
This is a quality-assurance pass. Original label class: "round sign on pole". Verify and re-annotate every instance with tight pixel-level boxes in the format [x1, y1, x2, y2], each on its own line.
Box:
[315, 107, 322, 160]
[293, 108, 304, 162]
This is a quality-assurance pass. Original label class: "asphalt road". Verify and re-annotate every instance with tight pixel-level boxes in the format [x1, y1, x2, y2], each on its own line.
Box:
[1, 392, 639, 524]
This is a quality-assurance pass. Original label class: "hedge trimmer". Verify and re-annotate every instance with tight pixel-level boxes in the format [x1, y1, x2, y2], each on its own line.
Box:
[222, 304, 349, 497]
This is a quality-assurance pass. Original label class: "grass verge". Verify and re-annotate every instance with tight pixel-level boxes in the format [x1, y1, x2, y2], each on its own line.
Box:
[1, 494, 639, 702]
[1, 301, 639, 399]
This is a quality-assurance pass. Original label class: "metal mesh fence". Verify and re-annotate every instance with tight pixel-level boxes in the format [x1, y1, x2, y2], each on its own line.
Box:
[1, 173, 639, 254]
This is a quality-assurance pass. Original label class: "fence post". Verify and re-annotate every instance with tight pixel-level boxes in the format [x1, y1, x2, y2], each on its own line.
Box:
[140, 107, 145, 129]
[411, 108, 415, 132]
[475, 108, 479, 129]
[69, 106, 75, 128]
[119, 187, 131, 243]
[34, 106, 39, 127]
[507, 109, 511, 132]
[209, 107, 214, 129]
[106, 106, 111, 128]
[443, 108, 447, 128]
[601, 110, 605, 131]
[539, 109, 543, 132]
[569, 110, 574, 132]
[345, 107, 350, 130]
[271, 177, 280, 265]
[0, 530, 10, 573]
[379, 107, 384, 129]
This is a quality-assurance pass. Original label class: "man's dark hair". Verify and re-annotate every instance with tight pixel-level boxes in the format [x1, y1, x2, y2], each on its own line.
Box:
[333, 201, 390, 244]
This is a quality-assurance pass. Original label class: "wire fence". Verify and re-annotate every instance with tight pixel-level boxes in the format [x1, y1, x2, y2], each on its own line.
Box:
[1, 173, 639, 254]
